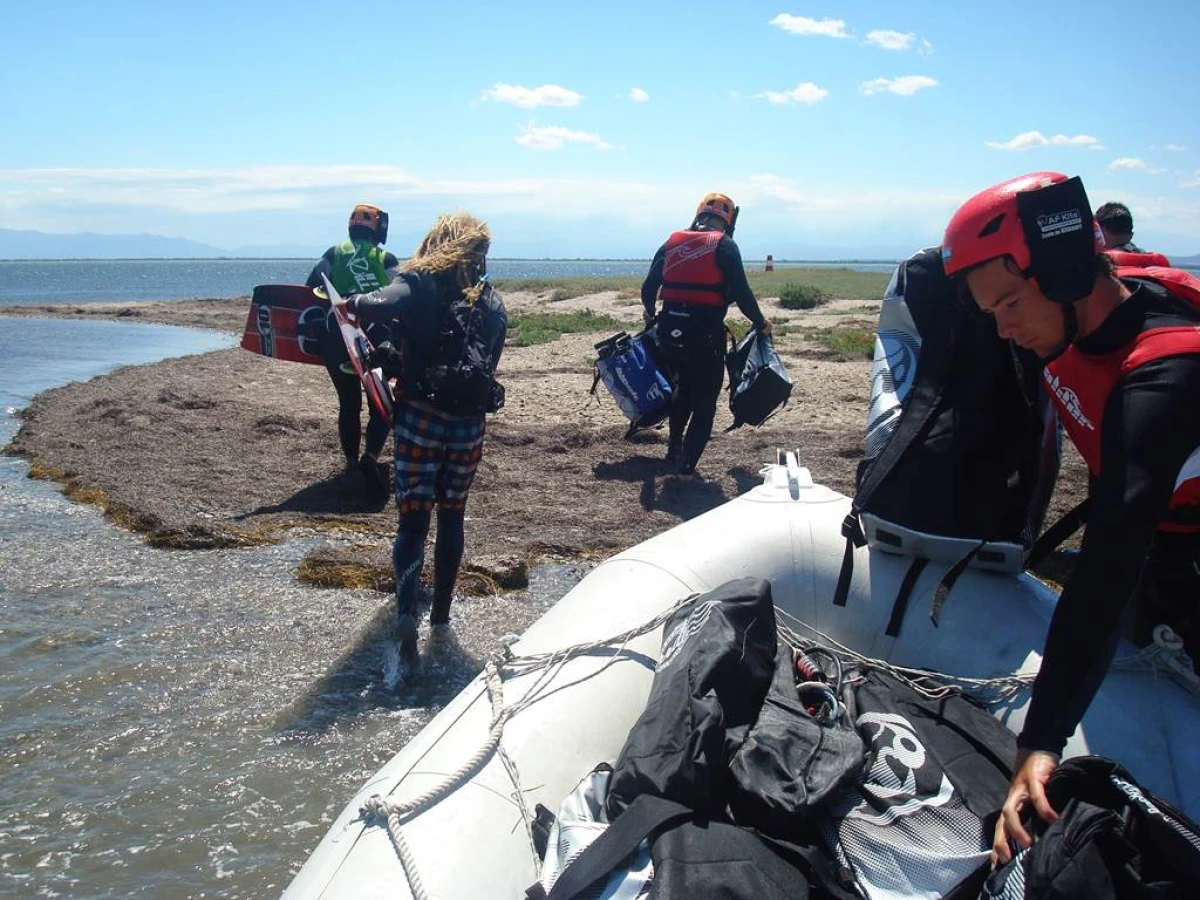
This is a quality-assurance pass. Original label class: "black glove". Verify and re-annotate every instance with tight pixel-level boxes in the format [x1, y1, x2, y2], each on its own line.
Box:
[368, 340, 404, 379]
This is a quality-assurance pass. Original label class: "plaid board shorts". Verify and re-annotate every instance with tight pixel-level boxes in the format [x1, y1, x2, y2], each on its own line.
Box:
[392, 398, 486, 514]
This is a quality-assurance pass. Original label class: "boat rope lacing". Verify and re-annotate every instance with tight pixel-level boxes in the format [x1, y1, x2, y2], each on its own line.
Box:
[1111, 627, 1200, 702]
[774, 607, 1038, 706]
[360, 593, 700, 900]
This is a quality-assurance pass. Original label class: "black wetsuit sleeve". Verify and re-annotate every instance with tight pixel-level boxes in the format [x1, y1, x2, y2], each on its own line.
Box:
[716, 237, 766, 328]
[1019, 354, 1200, 753]
[350, 273, 422, 327]
[305, 247, 337, 288]
[641, 245, 667, 319]
[484, 290, 508, 372]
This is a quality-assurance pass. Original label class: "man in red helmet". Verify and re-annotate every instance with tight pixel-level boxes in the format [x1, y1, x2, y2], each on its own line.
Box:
[307, 204, 401, 493]
[941, 172, 1200, 863]
[641, 192, 771, 476]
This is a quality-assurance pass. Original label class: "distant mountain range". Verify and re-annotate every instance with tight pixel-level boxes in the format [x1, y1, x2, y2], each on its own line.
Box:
[0, 229, 319, 259]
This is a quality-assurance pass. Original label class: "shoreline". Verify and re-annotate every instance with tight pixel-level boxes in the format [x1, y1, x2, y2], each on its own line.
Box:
[2, 290, 1089, 593]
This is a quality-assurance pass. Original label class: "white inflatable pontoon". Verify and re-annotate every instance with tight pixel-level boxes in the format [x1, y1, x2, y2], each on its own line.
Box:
[283, 455, 1200, 900]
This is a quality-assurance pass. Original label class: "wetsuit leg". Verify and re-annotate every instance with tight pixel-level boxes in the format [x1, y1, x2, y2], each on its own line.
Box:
[393, 509, 431, 620]
[431, 507, 466, 624]
[680, 342, 725, 471]
[668, 371, 690, 458]
[363, 404, 390, 460]
[324, 360, 363, 467]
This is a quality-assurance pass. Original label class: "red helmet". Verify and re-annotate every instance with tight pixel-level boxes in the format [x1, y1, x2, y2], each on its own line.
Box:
[941, 172, 1104, 303]
[348, 204, 389, 244]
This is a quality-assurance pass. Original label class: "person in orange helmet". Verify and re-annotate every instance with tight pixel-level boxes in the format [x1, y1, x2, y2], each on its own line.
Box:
[641, 192, 771, 477]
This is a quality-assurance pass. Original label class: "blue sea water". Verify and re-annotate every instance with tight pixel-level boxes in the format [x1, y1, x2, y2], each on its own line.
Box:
[0, 257, 902, 306]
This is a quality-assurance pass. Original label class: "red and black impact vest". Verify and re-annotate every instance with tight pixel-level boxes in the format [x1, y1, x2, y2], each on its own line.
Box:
[1106, 248, 1171, 268]
[1045, 266, 1200, 533]
[659, 230, 726, 308]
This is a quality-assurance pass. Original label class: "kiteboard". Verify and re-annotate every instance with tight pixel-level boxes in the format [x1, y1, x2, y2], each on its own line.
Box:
[240, 284, 328, 365]
[321, 275, 395, 428]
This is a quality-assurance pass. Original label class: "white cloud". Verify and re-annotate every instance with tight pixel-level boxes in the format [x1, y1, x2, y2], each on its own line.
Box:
[756, 82, 830, 105]
[768, 14, 848, 38]
[1108, 158, 1165, 174]
[866, 29, 914, 51]
[1166, 144, 1188, 152]
[1110, 157, 1147, 170]
[4, 166, 1197, 255]
[859, 75, 938, 96]
[984, 131, 1103, 151]
[629, 87, 649, 102]
[516, 123, 612, 151]
[481, 83, 583, 109]
[918, 38, 934, 56]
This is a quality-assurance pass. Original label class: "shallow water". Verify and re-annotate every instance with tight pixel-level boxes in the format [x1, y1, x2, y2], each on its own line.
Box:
[0, 319, 590, 898]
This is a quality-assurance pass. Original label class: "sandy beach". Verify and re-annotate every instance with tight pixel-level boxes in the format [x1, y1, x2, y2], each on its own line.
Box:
[1, 289, 1088, 592]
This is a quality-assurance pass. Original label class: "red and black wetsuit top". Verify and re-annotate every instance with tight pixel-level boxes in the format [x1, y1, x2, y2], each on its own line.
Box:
[1022, 275, 1200, 754]
[659, 230, 726, 308]
[641, 230, 766, 329]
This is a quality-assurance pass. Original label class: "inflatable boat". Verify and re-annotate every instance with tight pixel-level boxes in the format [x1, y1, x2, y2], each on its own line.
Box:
[282, 455, 1200, 900]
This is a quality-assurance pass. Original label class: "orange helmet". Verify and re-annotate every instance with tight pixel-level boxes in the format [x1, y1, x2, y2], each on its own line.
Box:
[694, 192, 736, 228]
[348, 204, 389, 244]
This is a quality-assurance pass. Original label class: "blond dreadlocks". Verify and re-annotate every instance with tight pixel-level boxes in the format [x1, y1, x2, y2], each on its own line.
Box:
[401, 211, 492, 301]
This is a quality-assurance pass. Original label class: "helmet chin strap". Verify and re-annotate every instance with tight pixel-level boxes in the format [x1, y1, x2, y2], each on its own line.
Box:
[1037, 301, 1079, 364]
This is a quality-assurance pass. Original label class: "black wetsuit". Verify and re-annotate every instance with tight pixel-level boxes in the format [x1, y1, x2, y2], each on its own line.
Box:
[1021, 281, 1200, 753]
[641, 234, 766, 471]
[305, 248, 400, 467]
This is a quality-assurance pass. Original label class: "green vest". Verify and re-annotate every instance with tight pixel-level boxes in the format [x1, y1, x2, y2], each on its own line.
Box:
[329, 239, 391, 295]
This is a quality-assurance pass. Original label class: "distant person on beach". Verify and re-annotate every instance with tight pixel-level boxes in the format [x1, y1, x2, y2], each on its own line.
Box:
[641, 192, 770, 477]
[941, 171, 1200, 865]
[1095, 201, 1170, 265]
[1095, 201, 1145, 253]
[306, 204, 400, 493]
[336, 212, 506, 680]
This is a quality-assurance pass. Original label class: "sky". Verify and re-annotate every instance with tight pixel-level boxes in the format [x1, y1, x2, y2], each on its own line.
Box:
[2, 0, 1199, 259]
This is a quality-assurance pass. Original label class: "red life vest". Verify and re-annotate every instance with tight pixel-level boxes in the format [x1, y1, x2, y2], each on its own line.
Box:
[1106, 248, 1171, 268]
[1045, 266, 1200, 533]
[659, 230, 726, 308]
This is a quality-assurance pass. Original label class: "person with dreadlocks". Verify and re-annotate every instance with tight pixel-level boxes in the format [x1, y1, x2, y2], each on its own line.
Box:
[306, 204, 401, 493]
[941, 172, 1200, 865]
[336, 212, 507, 679]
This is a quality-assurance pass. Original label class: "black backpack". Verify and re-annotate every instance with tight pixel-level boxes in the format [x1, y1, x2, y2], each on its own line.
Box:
[833, 247, 1059, 609]
[418, 282, 507, 416]
[982, 756, 1200, 899]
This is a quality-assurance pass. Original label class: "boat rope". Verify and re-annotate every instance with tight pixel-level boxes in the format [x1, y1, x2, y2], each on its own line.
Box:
[775, 607, 1038, 705]
[360, 594, 698, 897]
[1111, 633, 1200, 702]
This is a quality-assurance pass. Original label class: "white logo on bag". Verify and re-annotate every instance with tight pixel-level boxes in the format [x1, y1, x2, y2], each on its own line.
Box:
[846, 712, 954, 824]
[657, 600, 719, 671]
[1036, 208, 1084, 239]
[1044, 371, 1095, 431]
